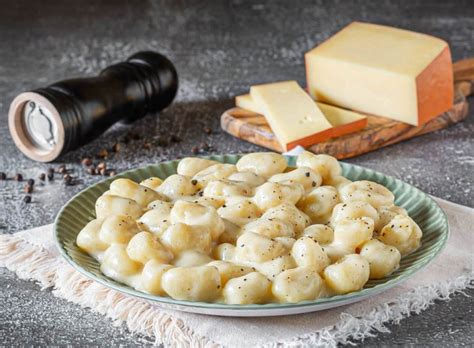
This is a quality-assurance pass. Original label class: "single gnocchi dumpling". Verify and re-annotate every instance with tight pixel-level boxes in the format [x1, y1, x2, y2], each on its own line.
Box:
[291, 237, 329, 273]
[296, 151, 341, 183]
[376, 205, 408, 232]
[253, 182, 304, 211]
[297, 186, 340, 224]
[235, 232, 287, 263]
[170, 200, 225, 240]
[110, 178, 163, 207]
[340, 180, 395, 209]
[138, 209, 171, 236]
[203, 179, 253, 200]
[160, 223, 212, 255]
[360, 239, 401, 279]
[254, 254, 296, 280]
[95, 194, 144, 219]
[192, 164, 237, 187]
[378, 214, 422, 255]
[330, 201, 379, 228]
[162, 266, 221, 302]
[223, 272, 272, 304]
[217, 219, 241, 244]
[236, 152, 287, 178]
[302, 224, 334, 245]
[212, 243, 236, 262]
[126, 231, 173, 264]
[173, 250, 213, 267]
[332, 217, 374, 250]
[227, 172, 266, 187]
[99, 215, 141, 245]
[177, 157, 218, 177]
[139, 177, 163, 191]
[140, 261, 173, 295]
[101, 244, 142, 282]
[269, 167, 322, 192]
[242, 218, 295, 239]
[156, 174, 200, 201]
[272, 267, 324, 303]
[323, 254, 369, 294]
[261, 203, 310, 236]
[207, 260, 254, 284]
[217, 199, 261, 226]
[76, 219, 108, 254]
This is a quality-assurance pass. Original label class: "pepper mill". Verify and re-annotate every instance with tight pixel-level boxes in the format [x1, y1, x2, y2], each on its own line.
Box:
[8, 51, 178, 162]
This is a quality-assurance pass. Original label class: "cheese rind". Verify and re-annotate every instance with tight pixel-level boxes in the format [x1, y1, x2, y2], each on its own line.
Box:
[305, 22, 453, 126]
[249, 81, 333, 151]
[235, 94, 367, 140]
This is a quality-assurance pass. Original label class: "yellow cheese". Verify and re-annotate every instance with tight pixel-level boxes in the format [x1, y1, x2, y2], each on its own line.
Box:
[305, 22, 453, 126]
[249, 81, 333, 151]
[236, 93, 367, 138]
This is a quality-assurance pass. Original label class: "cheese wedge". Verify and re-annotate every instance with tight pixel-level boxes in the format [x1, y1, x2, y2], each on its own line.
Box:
[305, 22, 453, 126]
[249, 81, 334, 151]
[236, 93, 367, 140]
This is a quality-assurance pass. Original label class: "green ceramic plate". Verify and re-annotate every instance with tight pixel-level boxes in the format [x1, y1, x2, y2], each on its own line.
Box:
[54, 154, 448, 317]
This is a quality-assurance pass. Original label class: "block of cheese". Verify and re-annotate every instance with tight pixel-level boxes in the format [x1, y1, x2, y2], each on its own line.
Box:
[305, 22, 453, 126]
[236, 93, 367, 140]
[249, 81, 333, 151]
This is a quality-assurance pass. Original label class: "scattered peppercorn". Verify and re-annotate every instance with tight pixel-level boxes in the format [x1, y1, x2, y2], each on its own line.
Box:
[99, 168, 107, 176]
[24, 185, 33, 194]
[191, 146, 199, 154]
[39, 173, 46, 181]
[97, 162, 106, 171]
[81, 157, 93, 166]
[15, 174, 23, 182]
[111, 143, 121, 153]
[203, 127, 212, 135]
[63, 174, 72, 183]
[23, 195, 31, 203]
[108, 170, 117, 177]
[170, 134, 181, 143]
[98, 149, 108, 158]
[47, 172, 54, 181]
[57, 165, 67, 174]
[27, 178, 35, 186]
[0, 172, 6, 180]
[87, 167, 97, 175]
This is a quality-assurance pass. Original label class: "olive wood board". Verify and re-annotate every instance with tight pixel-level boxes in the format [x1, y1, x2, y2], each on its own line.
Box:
[221, 59, 474, 159]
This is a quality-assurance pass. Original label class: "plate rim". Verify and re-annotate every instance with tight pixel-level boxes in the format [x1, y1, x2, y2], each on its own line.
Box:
[54, 154, 449, 313]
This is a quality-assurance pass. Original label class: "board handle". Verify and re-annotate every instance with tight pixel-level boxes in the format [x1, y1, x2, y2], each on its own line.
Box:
[453, 58, 474, 97]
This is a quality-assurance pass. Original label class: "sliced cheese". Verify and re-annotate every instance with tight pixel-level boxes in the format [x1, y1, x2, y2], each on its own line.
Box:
[249, 81, 333, 151]
[305, 22, 453, 126]
[236, 94, 367, 140]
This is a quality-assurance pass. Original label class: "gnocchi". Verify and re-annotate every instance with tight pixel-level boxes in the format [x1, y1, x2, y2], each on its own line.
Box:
[77, 151, 422, 304]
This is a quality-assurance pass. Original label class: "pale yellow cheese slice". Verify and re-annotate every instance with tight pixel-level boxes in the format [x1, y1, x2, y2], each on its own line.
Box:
[236, 93, 367, 134]
[249, 81, 333, 151]
[305, 22, 453, 126]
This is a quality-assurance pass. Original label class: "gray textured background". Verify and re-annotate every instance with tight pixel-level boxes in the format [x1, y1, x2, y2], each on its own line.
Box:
[0, 0, 473, 346]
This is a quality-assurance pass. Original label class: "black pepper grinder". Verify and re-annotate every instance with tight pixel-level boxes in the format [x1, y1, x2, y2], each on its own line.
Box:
[8, 51, 178, 162]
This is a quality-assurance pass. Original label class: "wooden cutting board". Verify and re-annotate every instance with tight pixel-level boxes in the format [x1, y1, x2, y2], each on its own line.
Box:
[221, 59, 474, 159]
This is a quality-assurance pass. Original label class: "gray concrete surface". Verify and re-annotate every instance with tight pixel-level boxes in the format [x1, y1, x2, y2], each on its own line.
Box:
[0, 0, 472, 346]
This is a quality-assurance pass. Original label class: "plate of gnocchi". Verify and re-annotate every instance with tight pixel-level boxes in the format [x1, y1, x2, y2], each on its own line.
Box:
[55, 152, 448, 317]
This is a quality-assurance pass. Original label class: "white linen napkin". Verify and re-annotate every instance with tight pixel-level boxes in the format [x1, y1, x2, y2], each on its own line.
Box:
[0, 197, 472, 347]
